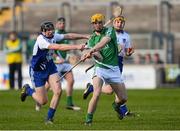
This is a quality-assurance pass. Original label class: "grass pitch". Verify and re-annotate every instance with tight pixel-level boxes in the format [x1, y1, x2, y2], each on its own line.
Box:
[0, 88, 180, 130]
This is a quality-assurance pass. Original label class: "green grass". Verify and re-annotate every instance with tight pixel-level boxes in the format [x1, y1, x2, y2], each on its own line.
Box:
[0, 88, 180, 130]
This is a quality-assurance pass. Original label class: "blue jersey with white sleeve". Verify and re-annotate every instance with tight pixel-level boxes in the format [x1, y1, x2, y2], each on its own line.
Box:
[30, 33, 65, 87]
[30, 33, 64, 71]
[116, 31, 131, 72]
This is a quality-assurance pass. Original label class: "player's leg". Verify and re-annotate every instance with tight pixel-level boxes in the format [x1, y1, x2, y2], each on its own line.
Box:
[64, 71, 81, 110]
[16, 63, 22, 89]
[101, 84, 114, 94]
[85, 76, 103, 125]
[9, 63, 15, 89]
[21, 66, 49, 105]
[111, 83, 134, 119]
[35, 82, 50, 111]
[21, 84, 48, 105]
[21, 66, 51, 112]
[46, 73, 62, 123]
[83, 56, 123, 99]
[83, 83, 113, 99]
[64, 71, 74, 106]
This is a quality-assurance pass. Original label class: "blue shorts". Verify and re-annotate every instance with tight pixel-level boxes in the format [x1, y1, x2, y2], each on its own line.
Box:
[118, 56, 123, 73]
[30, 62, 57, 87]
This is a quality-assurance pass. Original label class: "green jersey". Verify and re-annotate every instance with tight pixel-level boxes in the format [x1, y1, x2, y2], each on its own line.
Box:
[55, 29, 70, 59]
[88, 27, 118, 68]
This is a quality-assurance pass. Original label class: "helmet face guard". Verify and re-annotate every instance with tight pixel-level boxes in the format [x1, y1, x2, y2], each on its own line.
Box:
[41, 21, 54, 32]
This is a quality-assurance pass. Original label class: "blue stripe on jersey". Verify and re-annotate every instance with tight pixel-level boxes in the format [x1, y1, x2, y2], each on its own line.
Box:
[118, 56, 123, 73]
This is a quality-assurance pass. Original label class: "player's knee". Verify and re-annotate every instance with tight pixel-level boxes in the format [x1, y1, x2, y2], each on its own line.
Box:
[39, 98, 48, 105]
[54, 87, 62, 97]
[71, 79, 74, 84]
[68, 80, 74, 87]
[107, 88, 113, 94]
[68, 78, 74, 85]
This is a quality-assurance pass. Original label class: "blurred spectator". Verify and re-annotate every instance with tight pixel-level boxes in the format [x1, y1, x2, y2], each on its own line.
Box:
[144, 53, 152, 64]
[153, 53, 165, 84]
[176, 74, 180, 86]
[26, 33, 37, 63]
[134, 53, 142, 64]
[153, 53, 164, 64]
[3, 31, 23, 90]
[177, 57, 180, 86]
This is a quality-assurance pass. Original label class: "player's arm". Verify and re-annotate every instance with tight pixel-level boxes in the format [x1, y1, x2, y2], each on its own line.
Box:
[90, 27, 114, 53]
[64, 33, 90, 40]
[81, 36, 110, 60]
[125, 47, 134, 56]
[124, 34, 134, 56]
[48, 43, 85, 51]
[38, 36, 85, 51]
[90, 36, 110, 53]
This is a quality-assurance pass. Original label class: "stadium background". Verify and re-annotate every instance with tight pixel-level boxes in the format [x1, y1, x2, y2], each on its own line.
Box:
[0, 0, 180, 130]
[0, 0, 180, 90]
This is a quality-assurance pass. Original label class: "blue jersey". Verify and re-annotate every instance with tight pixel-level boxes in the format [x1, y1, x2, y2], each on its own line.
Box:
[29, 33, 65, 87]
[30, 33, 64, 71]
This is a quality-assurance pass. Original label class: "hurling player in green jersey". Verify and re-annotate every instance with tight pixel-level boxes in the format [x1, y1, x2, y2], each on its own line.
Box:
[54, 17, 80, 111]
[81, 13, 132, 125]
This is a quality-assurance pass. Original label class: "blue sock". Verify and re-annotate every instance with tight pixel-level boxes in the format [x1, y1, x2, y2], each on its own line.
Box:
[27, 87, 35, 96]
[119, 104, 128, 116]
[47, 108, 56, 120]
[89, 84, 94, 92]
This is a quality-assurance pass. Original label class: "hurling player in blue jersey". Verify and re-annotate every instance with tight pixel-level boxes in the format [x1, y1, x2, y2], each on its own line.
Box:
[20, 21, 88, 124]
[83, 16, 135, 120]
[35, 18, 81, 111]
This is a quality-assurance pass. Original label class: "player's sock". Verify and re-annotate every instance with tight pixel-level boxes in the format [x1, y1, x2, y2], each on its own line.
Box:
[47, 108, 56, 120]
[26, 87, 35, 96]
[112, 101, 119, 111]
[112, 102, 128, 119]
[88, 84, 94, 92]
[119, 104, 128, 116]
[85, 113, 93, 123]
[67, 96, 73, 106]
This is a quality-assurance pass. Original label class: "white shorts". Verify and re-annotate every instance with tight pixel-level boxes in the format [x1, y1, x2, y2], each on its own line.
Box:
[55, 63, 72, 76]
[93, 66, 124, 84]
